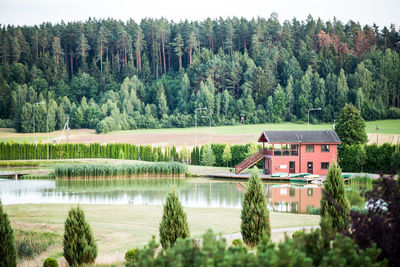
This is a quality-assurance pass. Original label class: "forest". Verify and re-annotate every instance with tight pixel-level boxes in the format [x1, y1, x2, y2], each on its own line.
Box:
[0, 14, 400, 133]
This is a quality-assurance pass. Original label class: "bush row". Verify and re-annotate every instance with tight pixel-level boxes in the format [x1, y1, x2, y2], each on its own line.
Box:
[339, 143, 400, 174]
[0, 142, 179, 162]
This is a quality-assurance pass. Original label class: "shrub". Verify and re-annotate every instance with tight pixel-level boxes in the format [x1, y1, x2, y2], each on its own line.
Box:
[0, 199, 17, 267]
[320, 161, 350, 232]
[241, 168, 270, 247]
[159, 190, 190, 249]
[347, 176, 400, 265]
[43, 257, 58, 267]
[231, 238, 244, 247]
[292, 230, 305, 240]
[63, 206, 97, 266]
[125, 248, 137, 266]
[14, 229, 60, 259]
[17, 239, 34, 258]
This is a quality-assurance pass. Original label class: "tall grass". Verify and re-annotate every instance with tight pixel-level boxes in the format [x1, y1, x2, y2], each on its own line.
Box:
[348, 175, 373, 186]
[14, 229, 61, 259]
[54, 162, 188, 179]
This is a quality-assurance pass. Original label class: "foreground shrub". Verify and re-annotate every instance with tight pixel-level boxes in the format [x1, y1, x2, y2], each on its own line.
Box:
[347, 176, 400, 266]
[241, 168, 270, 247]
[320, 161, 350, 232]
[15, 229, 60, 259]
[132, 228, 386, 266]
[0, 199, 17, 267]
[63, 206, 97, 266]
[43, 257, 58, 267]
[125, 248, 137, 266]
[159, 190, 190, 249]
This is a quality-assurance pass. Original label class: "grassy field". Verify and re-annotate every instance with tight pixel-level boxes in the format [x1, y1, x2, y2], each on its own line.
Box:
[0, 119, 398, 146]
[6, 204, 320, 265]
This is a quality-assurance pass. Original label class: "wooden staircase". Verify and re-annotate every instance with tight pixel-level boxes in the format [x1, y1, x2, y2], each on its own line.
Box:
[235, 149, 267, 174]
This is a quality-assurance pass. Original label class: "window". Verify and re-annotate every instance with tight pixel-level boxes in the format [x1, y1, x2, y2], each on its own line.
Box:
[321, 144, 330, 152]
[321, 162, 329, 169]
[290, 144, 298, 156]
[307, 188, 313, 196]
[306, 145, 314, 152]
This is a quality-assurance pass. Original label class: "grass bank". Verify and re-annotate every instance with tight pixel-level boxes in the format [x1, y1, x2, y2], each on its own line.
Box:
[6, 204, 320, 256]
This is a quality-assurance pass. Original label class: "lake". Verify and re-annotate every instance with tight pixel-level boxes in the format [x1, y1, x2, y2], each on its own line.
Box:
[0, 178, 323, 214]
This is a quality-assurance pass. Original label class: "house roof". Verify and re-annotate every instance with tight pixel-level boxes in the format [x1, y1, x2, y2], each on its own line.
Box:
[258, 130, 341, 144]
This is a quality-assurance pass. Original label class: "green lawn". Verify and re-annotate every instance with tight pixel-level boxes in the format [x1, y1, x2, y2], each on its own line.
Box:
[6, 204, 320, 254]
[0, 119, 398, 144]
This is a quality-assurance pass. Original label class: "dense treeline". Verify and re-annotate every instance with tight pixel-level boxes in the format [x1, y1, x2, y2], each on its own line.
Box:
[1, 141, 398, 174]
[1, 15, 400, 132]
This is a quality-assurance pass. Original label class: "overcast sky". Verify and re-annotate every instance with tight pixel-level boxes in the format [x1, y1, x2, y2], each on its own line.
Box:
[0, 0, 399, 29]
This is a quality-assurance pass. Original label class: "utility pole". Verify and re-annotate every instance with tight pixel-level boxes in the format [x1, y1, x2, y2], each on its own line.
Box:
[203, 115, 212, 166]
[308, 107, 322, 128]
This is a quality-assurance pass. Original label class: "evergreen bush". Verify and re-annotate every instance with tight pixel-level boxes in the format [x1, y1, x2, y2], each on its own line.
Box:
[0, 199, 17, 267]
[320, 161, 350, 232]
[240, 168, 270, 247]
[125, 248, 137, 266]
[43, 257, 58, 267]
[63, 206, 97, 266]
[159, 190, 190, 249]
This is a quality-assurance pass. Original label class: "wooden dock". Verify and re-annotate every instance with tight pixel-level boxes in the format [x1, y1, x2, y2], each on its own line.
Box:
[0, 171, 28, 180]
[209, 173, 351, 184]
[210, 173, 308, 182]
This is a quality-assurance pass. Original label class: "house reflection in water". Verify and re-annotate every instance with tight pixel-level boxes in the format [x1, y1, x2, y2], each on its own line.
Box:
[266, 184, 322, 214]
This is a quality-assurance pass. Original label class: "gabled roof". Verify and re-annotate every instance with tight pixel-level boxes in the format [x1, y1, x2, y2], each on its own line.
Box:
[258, 130, 341, 144]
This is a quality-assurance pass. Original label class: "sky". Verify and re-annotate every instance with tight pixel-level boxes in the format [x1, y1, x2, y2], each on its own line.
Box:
[0, 0, 399, 29]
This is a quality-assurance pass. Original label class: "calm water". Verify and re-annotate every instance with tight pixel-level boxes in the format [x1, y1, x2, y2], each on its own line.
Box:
[0, 178, 323, 213]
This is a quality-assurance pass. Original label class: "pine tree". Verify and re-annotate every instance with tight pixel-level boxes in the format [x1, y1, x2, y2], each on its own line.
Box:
[241, 168, 270, 247]
[0, 199, 17, 267]
[320, 161, 350, 232]
[159, 190, 190, 249]
[63, 206, 97, 266]
[335, 104, 368, 145]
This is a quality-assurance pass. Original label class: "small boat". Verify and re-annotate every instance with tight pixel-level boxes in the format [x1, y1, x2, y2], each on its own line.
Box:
[304, 174, 319, 178]
[271, 172, 289, 178]
[290, 173, 310, 178]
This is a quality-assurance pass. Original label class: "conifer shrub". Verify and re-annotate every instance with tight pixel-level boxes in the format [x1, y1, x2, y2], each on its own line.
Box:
[240, 168, 271, 247]
[159, 190, 190, 249]
[320, 161, 350, 232]
[231, 238, 244, 247]
[43, 257, 58, 267]
[0, 199, 17, 267]
[292, 230, 305, 240]
[125, 248, 137, 266]
[63, 206, 97, 266]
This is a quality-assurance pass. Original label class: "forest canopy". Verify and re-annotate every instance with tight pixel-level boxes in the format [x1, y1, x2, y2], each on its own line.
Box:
[0, 14, 399, 133]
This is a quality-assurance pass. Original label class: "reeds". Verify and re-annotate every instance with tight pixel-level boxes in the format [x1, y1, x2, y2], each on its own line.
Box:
[348, 175, 373, 185]
[54, 162, 188, 179]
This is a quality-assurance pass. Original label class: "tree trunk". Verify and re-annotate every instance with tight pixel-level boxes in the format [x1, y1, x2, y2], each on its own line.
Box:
[100, 42, 103, 74]
[69, 45, 73, 76]
[162, 35, 166, 74]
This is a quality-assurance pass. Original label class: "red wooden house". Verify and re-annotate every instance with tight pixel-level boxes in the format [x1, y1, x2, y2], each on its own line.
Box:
[235, 130, 341, 175]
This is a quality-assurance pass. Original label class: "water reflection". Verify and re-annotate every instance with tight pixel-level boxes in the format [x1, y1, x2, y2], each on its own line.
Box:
[0, 178, 244, 208]
[0, 178, 323, 213]
[266, 184, 322, 214]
